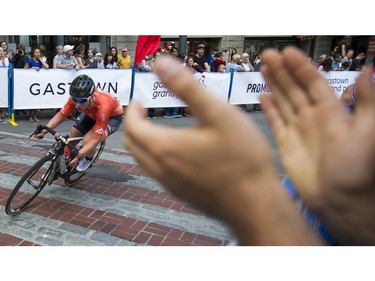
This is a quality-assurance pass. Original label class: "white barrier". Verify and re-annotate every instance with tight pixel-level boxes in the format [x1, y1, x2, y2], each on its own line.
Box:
[3, 68, 361, 110]
[0, 67, 8, 108]
[13, 69, 132, 109]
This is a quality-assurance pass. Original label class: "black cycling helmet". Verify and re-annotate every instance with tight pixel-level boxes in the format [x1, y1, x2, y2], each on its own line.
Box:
[69, 74, 95, 98]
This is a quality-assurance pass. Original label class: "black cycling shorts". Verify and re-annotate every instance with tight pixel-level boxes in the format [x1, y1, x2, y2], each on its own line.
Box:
[73, 112, 123, 137]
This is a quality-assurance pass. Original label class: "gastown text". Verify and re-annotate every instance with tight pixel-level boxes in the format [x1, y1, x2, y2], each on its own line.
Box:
[29, 82, 118, 96]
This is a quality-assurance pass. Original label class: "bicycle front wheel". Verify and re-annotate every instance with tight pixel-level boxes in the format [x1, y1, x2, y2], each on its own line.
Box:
[5, 154, 56, 215]
[64, 140, 106, 186]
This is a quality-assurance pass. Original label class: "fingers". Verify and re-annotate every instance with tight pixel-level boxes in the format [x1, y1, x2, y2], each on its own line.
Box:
[125, 100, 171, 155]
[354, 67, 375, 126]
[281, 47, 336, 104]
[153, 55, 229, 123]
[260, 94, 286, 140]
[261, 48, 311, 113]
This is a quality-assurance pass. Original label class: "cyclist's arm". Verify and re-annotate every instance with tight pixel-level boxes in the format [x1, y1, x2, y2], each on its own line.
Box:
[34, 113, 66, 138]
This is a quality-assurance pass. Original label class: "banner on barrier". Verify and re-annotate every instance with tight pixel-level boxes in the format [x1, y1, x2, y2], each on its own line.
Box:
[132, 72, 231, 108]
[229, 71, 361, 104]
[13, 69, 132, 109]
[319, 71, 360, 99]
[230, 72, 266, 105]
[0, 67, 8, 108]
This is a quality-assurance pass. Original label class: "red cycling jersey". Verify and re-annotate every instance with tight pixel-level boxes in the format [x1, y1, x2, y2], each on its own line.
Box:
[59, 87, 123, 137]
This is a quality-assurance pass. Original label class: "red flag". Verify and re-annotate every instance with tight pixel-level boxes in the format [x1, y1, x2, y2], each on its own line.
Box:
[134, 35, 161, 66]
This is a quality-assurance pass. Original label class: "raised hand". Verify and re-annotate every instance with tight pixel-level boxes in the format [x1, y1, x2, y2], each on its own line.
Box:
[260, 47, 375, 245]
[125, 55, 321, 245]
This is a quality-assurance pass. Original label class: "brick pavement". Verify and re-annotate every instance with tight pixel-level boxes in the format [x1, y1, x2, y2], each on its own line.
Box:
[0, 131, 232, 246]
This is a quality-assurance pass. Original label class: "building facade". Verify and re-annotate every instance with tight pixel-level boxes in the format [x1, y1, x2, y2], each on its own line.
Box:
[1, 35, 373, 67]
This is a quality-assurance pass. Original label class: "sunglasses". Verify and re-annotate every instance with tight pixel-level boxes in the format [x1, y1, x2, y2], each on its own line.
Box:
[72, 97, 89, 103]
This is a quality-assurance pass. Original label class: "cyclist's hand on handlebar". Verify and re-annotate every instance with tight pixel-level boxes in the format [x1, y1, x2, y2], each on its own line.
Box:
[33, 129, 48, 139]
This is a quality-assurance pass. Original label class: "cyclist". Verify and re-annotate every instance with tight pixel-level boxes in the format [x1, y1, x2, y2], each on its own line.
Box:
[34, 74, 124, 172]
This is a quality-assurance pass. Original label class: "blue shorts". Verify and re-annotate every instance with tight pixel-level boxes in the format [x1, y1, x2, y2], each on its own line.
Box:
[73, 112, 123, 137]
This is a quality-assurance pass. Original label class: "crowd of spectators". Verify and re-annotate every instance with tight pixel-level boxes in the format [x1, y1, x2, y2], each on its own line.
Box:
[0, 36, 369, 121]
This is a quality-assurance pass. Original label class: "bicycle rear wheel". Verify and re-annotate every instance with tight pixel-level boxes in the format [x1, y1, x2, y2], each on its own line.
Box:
[64, 140, 106, 186]
[5, 154, 56, 215]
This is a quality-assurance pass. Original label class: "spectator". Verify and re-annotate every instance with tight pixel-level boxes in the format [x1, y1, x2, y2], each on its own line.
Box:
[75, 44, 88, 69]
[117, 47, 131, 69]
[56, 45, 80, 70]
[349, 52, 366, 71]
[11, 43, 29, 116]
[136, 54, 152, 72]
[224, 54, 244, 72]
[217, 64, 225, 73]
[37, 43, 48, 64]
[337, 36, 352, 57]
[10, 43, 28, 69]
[104, 52, 118, 69]
[52, 45, 64, 68]
[230, 47, 237, 60]
[331, 53, 343, 71]
[185, 56, 198, 74]
[193, 44, 210, 72]
[0, 47, 9, 122]
[0, 47, 9, 67]
[213, 51, 227, 72]
[163, 47, 182, 118]
[315, 54, 327, 69]
[241, 52, 254, 72]
[341, 49, 354, 68]
[340, 60, 350, 71]
[109, 46, 119, 65]
[24, 47, 49, 122]
[84, 48, 97, 69]
[318, 57, 333, 72]
[95, 52, 104, 69]
[253, 54, 263, 112]
[1, 41, 12, 60]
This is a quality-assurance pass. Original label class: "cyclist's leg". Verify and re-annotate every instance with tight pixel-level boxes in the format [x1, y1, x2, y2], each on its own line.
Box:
[81, 114, 123, 157]
[70, 112, 95, 147]
[106, 114, 124, 136]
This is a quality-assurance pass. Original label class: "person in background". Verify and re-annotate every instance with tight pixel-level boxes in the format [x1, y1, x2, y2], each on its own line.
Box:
[52, 45, 64, 68]
[241, 52, 254, 72]
[337, 36, 352, 57]
[224, 54, 244, 73]
[193, 44, 210, 72]
[104, 52, 118, 69]
[24, 47, 49, 122]
[213, 51, 226, 72]
[95, 52, 104, 69]
[75, 44, 88, 69]
[109, 46, 118, 65]
[84, 48, 98, 69]
[349, 52, 366, 71]
[11, 43, 28, 68]
[57, 45, 80, 70]
[1, 41, 12, 60]
[0, 47, 9, 122]
[0, 47, 9, 67]
[117, 47, 131, 69]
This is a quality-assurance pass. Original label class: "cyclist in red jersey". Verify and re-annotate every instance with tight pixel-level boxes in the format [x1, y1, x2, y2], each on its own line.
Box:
[34, 74, 124, 171]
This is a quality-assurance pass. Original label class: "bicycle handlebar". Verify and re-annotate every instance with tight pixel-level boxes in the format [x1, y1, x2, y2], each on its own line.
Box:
[31, 124, 79, 158]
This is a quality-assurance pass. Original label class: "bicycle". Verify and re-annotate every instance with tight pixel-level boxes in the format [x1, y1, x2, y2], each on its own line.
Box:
[5, 124, 105, 216]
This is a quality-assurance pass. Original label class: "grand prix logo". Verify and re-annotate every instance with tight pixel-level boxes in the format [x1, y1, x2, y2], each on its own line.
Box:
[196, 74, 207, 88]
